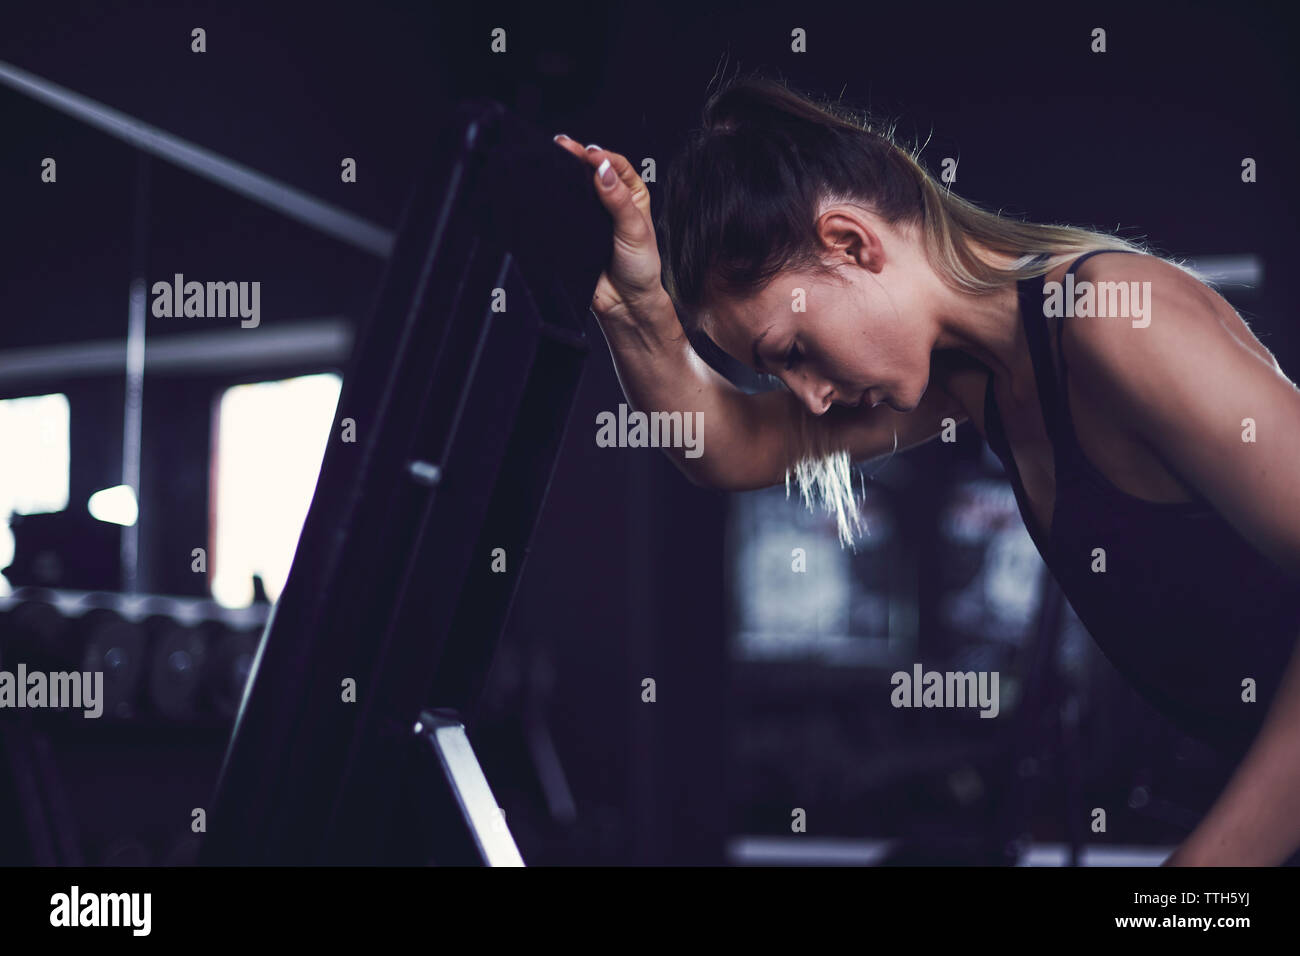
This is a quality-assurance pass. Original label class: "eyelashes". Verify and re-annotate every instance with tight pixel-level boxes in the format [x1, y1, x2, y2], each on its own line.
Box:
[783, 344, 801, 370]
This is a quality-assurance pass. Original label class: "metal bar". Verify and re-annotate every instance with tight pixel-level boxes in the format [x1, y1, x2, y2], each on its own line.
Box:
[121, 154, 149, 593]
[0, 320, 353, 384]
[0, 59, 395, 258]
[417, 713, 524, 867]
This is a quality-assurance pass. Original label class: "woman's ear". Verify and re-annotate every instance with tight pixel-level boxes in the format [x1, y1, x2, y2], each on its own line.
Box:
[814, 206, 884, 274]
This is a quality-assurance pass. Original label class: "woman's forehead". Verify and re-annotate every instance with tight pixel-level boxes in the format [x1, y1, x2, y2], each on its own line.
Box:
[701, 302, 788, 365]
[700, 288, 780, 333]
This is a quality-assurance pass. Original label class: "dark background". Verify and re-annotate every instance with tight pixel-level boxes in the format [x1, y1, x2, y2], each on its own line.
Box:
[0, 0, 1296, 865]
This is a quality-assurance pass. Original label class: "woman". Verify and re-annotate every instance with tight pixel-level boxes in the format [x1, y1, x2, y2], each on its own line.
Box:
[553, 73, 1300, 866]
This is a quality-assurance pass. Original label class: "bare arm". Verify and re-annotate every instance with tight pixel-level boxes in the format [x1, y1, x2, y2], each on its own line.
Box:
[1063, 253, 1300, 865]
[596, 287, 965, 491]
[553, 134, 962, 491]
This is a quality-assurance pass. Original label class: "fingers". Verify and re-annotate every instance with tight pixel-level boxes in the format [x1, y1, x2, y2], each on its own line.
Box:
[552, 133, 662, 312]
[553, 134, 652, 221]
[596, 150, 652, 219]
[553, 137, 651, 250]
[552, 133, 587, 161]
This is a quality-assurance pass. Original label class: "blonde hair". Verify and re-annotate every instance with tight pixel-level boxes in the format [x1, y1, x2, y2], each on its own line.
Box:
[658, 70, 1203, 546]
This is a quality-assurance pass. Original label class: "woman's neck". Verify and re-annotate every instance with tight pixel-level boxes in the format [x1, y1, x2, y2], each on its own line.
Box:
[930, 247, 1035, 399]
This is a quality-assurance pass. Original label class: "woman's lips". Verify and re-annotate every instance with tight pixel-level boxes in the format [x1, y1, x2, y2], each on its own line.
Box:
[850, 387, 888, 409]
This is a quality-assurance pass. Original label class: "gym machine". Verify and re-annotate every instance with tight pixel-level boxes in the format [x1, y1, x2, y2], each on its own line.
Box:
[199, 101, 610, 865]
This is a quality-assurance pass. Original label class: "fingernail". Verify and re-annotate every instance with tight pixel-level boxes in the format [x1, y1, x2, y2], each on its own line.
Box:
[553, 133, 568, 143]
[585, 143, 602, 152]
[598, 158, 615, 187]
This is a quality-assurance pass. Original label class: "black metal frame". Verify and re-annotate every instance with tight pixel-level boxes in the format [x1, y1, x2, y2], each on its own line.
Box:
[200, 100, 609, 865]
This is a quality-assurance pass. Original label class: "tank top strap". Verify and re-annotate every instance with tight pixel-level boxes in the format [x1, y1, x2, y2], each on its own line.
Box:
[1016, 253, 1068, 469]
[1053, 249, 1142, 449]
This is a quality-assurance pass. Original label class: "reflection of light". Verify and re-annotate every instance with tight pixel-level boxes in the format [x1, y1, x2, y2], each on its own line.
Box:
[88, 485, 139, 526]
[212, 372, 341, 608]
[730, 481, 896, 663]
[983, 528, 1043, 621]
[1185, 254, 1262, 289]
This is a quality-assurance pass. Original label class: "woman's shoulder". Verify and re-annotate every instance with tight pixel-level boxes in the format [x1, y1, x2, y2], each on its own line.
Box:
[1056, 250, 1283, 379]
[1048, 248, 1195, 296]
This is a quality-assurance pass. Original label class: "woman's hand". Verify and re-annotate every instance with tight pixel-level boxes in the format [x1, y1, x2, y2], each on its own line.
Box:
[552, 134, 667, 323]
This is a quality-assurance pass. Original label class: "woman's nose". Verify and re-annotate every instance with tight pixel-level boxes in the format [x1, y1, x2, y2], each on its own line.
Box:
[797, 380, 834, 416]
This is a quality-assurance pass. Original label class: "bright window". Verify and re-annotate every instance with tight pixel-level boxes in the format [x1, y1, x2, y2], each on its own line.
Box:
[0, 392, 71, 594]
[211, 373, 341, 607]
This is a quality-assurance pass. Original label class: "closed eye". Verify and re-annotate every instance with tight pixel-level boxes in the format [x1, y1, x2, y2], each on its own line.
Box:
[783, 345, 801, 370]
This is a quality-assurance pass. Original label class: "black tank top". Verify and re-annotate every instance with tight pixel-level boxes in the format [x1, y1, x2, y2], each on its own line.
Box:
[983, 249, 1300, 760]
